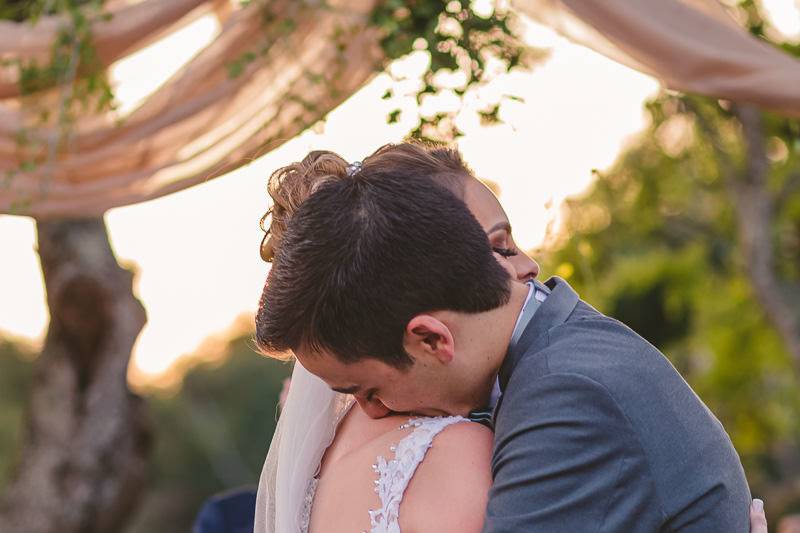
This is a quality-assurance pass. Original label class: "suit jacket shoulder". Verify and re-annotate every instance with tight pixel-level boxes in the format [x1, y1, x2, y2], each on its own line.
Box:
[489, 279, 751, 532]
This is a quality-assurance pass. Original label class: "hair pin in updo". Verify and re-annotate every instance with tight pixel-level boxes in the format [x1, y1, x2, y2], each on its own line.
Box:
[345, 160, 363, 177]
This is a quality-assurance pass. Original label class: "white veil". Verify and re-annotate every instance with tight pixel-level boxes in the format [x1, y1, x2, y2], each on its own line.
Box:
[254, 361, 350, 533]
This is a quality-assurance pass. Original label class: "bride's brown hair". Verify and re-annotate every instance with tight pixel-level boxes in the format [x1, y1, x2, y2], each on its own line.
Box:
[259, 141, 477, 262]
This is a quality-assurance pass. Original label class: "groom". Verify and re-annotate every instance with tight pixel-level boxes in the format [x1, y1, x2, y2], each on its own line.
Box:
[256, 169, 751, 530]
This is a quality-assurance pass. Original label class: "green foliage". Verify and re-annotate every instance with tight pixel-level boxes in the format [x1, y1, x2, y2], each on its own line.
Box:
[0, 333, 291, 533]
[4, 0, 115, 112]
[370, 0, 538, 141]
[0, 0, 95, 22]
[0, 339, 34, 491]
[125, 336, 292, 533]
[226, 1, 537, 142]
[543, 83, 800, 518]
[540, 10, 800, 519]
[3, 0, 116, 211]
[2, 0, 112, 90]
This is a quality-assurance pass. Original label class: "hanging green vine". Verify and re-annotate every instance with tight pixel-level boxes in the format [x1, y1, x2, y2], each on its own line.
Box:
[2, 0, 114, 211]
[371, 0, 541, 141]
[229, 0, 541, 143]
[3, 0, 113, 104]
[3, 0, 540, 211]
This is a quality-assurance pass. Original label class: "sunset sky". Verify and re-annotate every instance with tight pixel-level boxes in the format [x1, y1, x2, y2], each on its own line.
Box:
[1, 2, 797, 385]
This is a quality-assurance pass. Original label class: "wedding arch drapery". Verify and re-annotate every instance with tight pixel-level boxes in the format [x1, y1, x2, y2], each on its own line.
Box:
[0, 0, 798, 218]
[0, 0, 383, 218]
[0, 0, 213, 99]
[513, 0, 800, 116]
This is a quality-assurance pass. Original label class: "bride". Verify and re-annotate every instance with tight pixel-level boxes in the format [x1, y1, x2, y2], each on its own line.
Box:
[253, 142, 769, 533]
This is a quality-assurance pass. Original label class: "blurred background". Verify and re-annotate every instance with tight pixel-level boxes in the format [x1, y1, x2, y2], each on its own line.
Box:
[0, 0, 798, 531]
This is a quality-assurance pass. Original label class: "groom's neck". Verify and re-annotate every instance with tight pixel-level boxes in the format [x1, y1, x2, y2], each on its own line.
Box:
[460, 280, 531, 377]
[497, 281, 532, 358]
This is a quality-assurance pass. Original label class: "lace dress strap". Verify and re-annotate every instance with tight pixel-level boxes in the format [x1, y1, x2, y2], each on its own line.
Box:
[367, 416, 467, 533]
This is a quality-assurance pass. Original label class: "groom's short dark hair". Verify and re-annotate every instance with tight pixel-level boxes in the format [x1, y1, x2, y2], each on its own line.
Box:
[255, 167, 511, 369]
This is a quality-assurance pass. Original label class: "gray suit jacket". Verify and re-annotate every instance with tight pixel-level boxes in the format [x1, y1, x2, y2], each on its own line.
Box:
[484, 277, 751, 532]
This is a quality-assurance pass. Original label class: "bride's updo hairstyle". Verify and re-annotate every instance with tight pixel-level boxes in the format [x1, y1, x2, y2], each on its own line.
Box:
[259, 142, 474, 263]
[256, 141, 510, 368]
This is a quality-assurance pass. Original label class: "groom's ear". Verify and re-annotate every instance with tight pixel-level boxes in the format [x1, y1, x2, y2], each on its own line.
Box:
[403, 315, 455, 365]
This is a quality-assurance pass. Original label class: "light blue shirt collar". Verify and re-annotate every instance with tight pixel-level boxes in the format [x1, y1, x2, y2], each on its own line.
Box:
[489, 280, 549, 407]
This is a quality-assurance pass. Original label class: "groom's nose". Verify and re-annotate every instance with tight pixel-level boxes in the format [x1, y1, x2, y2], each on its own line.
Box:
[356, 395, 392, 419]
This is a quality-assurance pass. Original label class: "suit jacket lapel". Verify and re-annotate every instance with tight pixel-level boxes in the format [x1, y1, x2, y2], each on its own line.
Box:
[493, 277, 580, 426]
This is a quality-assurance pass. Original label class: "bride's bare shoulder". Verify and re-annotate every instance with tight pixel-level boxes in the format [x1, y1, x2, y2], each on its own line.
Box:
[400, 421, 494, 533]
[322, 404, 411, 464]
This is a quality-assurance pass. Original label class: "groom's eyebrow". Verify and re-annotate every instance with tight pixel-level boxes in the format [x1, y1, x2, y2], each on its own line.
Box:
[332, 385, 360, 394]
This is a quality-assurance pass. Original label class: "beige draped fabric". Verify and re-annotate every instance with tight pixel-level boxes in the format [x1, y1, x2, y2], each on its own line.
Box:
[0, 0, 214, 99]
[1, 0, 799, 217]
[514, 0, 800, 116]
[0, 0, 382, 218]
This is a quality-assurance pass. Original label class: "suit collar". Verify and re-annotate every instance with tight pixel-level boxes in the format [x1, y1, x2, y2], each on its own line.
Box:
[497, 276, 580, 392]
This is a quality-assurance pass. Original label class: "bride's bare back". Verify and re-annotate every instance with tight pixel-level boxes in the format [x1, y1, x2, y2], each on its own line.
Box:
[308, 403, 493, 533]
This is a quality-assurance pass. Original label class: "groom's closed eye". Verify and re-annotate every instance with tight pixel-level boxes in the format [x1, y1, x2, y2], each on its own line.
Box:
[332, 385, 361, 395]
[333, 385, 378, 403]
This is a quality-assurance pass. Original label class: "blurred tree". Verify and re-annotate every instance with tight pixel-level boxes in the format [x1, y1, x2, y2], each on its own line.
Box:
[0, 339, 34, 490]
[0, 220, 151, 533]
[0, 2, 152, 530]
[542, 3, 800, 519]
[125, 335, 291, 533]
[0, 333, 291, 533]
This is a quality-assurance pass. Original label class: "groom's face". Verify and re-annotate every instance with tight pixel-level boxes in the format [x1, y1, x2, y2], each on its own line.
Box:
[291, 178, 539, 418]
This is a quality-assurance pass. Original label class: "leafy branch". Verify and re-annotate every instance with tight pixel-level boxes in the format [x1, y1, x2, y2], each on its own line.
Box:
[371, 0, 543, 142]
[2, 0, 115, 210]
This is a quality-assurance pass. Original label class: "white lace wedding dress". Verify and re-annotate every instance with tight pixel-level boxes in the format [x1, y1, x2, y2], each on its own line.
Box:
[299, 415, 467, 533]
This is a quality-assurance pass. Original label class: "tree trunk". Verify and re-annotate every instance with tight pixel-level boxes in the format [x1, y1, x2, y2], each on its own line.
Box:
[688, 99, 800, 369]
[732, 105, 800, 369]
[0, 218, 152, 533]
